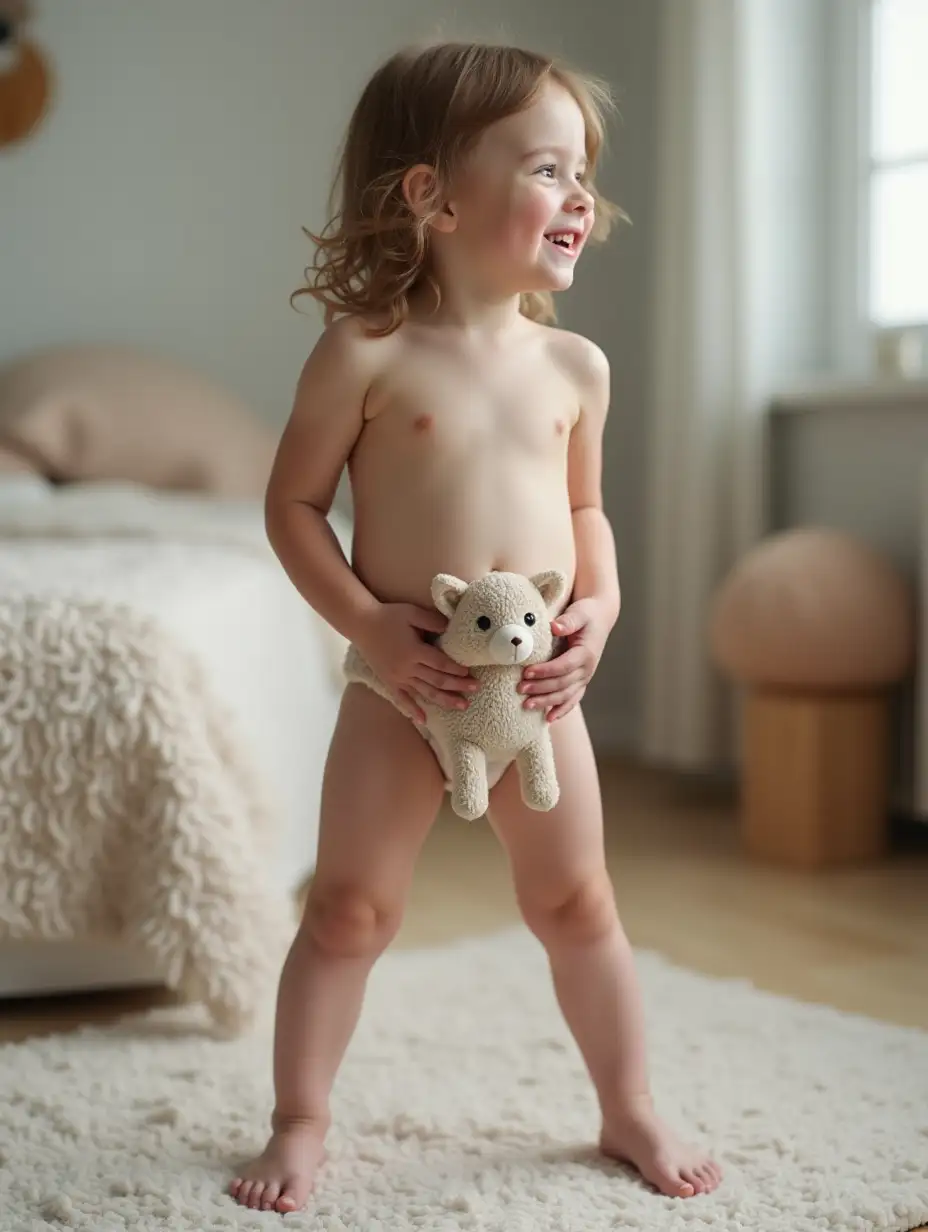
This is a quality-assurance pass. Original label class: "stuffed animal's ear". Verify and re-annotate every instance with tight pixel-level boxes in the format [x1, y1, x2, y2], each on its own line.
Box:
[431, 574, 468, 618]
[530, 570, 569, 611]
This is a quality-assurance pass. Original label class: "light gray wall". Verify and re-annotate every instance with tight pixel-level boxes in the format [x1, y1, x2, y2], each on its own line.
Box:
[770, 389, 928, 815]
[556, 2, 660, 752]
[1, 0, 657, 752]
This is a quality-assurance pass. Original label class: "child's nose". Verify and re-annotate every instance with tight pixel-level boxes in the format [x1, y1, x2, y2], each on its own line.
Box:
[567, 184, 594, 214]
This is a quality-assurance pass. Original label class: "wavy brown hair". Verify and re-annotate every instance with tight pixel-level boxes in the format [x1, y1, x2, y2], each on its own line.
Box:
[293, 42, 627, 334]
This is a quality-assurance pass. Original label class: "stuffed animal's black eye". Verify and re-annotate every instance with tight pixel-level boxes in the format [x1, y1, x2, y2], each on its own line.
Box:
[524, 612, 536, 626]
[477, 616, 492, 631]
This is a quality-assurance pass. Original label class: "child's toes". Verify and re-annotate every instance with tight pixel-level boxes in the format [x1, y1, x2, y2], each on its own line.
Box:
[697, 1162, 720, 1191]
[652, 1158, 695, 1198]
[681, 1167, 704, 1194]
[233, 1180, 253, 1207]
[261, 1182, 281, 1210]
[277, 1182, 302, 1212]
[248, 1181, 266, 1209]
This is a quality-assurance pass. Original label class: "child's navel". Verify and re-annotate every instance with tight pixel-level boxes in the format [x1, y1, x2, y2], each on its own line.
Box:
[412, 412, 433, 433]
[554, 418, 566, 436]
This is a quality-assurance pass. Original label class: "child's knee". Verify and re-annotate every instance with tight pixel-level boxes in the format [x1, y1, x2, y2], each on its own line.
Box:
[520, 871, 616, 948]
[304, 884, 402, 958]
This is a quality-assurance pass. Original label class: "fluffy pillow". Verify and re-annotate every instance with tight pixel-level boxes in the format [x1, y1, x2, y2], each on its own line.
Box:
[0, 441, 39, 475]
[0, 345, 277, 496]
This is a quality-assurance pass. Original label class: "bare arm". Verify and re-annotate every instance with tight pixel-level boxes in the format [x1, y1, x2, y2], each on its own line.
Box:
[519, 335, 619, 721]
[265, 319, 471, 715]
[264, 320, 382, 642]
[566, 339, 621, 626]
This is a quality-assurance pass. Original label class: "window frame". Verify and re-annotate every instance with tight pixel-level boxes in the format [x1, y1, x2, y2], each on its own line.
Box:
[831, 0, 928, 378]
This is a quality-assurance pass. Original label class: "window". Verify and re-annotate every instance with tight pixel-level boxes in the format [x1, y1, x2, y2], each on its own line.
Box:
[868, 0, 928, 329]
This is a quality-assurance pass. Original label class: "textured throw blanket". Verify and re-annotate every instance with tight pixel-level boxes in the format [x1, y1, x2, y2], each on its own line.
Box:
[0, 484, 349, 1033]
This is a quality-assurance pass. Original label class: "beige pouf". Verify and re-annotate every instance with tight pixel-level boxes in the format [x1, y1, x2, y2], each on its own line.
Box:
[709, 528, 916, 868]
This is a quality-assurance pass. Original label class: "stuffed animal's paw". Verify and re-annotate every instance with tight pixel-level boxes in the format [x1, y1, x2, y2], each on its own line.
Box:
[525, 778, 560, 812]
[452, 780, 489, 821]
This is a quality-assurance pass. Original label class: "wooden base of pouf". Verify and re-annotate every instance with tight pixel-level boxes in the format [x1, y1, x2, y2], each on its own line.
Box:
[742, 689, 889, 869]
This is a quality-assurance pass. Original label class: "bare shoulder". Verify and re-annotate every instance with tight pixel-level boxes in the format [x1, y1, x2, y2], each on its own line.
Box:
[303, 313, 399, 380]
[269, 315, 403, 503]
[527, 325, 608, 431]
[288, 313, 404, 428]
[544, 326, 609, 389]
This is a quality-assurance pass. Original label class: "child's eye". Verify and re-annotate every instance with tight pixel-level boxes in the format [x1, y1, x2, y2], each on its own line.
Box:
[536, 165, 556, 179]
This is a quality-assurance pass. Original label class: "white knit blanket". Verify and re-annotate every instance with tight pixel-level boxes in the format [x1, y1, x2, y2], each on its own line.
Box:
[0, 483, 347, 1033]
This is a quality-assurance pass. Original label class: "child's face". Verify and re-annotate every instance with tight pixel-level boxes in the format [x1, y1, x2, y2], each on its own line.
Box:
[448, 81, 596, 296]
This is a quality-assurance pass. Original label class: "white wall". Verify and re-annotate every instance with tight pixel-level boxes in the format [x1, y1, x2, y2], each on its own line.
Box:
[560, 2, 660, 752]
[1, 0, 658, 752]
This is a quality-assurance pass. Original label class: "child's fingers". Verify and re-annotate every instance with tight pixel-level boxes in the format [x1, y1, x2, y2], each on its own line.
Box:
[411, 676, 470, 710]
[548, 688, 585, 721]
[408, 605, 449, 634]
[525, 686, 576, 711]
[521, 668, 584, 696]
[421, 645, 472, 678]
[398, 688, 426, 723]
[415, 665, 478, 694]
[522, 647, 585, 680]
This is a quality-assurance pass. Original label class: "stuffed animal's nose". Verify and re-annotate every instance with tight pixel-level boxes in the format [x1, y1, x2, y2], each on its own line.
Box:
[490, 623, 534, 665]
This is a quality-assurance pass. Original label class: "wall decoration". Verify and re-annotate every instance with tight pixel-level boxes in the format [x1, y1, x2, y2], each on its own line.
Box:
[0, 0, 52, 149]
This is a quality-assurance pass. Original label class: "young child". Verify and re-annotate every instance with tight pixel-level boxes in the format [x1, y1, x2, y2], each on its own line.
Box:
[230, 41, 722, 1215]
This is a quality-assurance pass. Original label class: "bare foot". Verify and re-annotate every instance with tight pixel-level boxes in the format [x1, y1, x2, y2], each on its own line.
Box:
[600, 1097, 722, 1199]
[228, 1121, 326, 1214]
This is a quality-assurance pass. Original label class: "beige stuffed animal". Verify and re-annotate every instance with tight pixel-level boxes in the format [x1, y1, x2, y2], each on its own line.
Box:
[427, 569, 568, 820]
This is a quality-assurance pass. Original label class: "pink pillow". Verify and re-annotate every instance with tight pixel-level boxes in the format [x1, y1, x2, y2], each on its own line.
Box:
[0, 345, 277, 496]
[0, 442, 39, 476]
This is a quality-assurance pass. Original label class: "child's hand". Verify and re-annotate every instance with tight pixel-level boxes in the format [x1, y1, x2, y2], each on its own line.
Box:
[355, 602, 477, 722]
[519, 597, 615, 723]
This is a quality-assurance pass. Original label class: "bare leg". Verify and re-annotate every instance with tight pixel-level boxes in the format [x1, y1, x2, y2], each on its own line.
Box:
[487, 708, 722, 1199]
[229, 685, 445, 1213]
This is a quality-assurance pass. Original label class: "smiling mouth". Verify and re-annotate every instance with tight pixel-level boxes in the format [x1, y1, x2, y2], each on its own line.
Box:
[543, 230, 580, 256]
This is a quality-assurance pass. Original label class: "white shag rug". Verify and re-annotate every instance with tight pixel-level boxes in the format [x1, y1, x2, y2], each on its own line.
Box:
[1, 930, 927, 1232]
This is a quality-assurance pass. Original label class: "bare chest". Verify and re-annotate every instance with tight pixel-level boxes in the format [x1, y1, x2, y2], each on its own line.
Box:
[361, 347, 579, 459]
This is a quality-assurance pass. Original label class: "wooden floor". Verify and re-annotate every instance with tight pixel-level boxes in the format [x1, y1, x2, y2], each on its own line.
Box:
[405, 758, 928, 1032]
[2, 756, 926, 1229]
[4, 755, 926, 1039]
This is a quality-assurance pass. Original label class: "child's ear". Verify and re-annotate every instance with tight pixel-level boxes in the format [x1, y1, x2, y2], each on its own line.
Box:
[530, 570, 569, 611]
[431, 574, 468, 618]
[402, 164, 457, 233]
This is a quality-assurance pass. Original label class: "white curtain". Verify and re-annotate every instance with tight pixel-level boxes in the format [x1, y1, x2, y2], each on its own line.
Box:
[642, 0, 827, 770]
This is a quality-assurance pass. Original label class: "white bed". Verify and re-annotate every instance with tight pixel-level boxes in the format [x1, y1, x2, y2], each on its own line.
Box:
[0, 479, 347, 1013]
